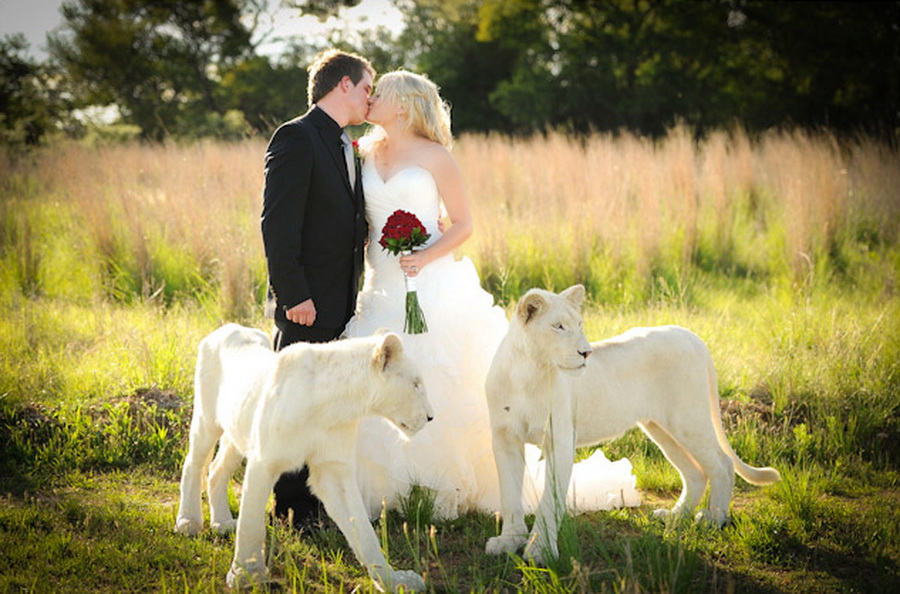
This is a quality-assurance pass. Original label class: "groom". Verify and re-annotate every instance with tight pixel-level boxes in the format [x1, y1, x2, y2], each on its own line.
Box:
[261, 49, 374, 528]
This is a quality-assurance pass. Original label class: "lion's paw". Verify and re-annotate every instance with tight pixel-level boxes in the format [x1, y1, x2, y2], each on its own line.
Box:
[652, 508, 691, 522]
[210, 519, 236, 534]
[695, 508, 729, 527]
[654, 507, 705, 526]
[381, 569, 425, 592]
[522, 535, 555, 567]
[485, 534, 527, 556]
[651, 508, 673, 521]
[174, 517, 202, 536]
[226, 561, 268, 589]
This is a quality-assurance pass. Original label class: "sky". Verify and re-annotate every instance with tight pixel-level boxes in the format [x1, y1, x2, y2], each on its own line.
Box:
[0, 0, 405, 60]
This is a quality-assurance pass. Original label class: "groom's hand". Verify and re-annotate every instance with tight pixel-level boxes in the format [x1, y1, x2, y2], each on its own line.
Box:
[286, 299, 317, 326]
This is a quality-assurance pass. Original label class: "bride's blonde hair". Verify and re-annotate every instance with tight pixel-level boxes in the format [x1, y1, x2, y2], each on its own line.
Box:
[363, 70, 453, 153]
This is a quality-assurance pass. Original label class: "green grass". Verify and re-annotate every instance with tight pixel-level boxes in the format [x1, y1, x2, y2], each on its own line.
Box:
[1, 135, 899, 591]
[2, 285, 897, 592]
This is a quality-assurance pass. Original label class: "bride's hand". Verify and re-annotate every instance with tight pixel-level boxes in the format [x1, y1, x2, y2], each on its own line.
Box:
[400, 252, 428, 277]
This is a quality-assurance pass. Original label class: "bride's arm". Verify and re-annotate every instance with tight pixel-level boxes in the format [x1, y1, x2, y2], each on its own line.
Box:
[399, 146, 472, 276]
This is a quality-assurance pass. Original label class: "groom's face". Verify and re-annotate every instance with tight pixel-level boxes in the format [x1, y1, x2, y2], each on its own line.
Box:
[344, 71, 374, 127]
[366, 91, 389, 126]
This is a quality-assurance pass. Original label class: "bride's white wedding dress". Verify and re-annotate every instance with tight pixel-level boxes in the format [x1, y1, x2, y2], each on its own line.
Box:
[344, 158, 640, 520]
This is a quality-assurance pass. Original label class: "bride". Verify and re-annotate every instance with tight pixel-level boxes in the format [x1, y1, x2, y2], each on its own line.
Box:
[343, 70, 640, 520]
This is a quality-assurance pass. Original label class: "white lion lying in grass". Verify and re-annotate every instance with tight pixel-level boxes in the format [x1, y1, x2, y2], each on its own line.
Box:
[174, 323, 433, 592]
[485, 286, 781, 564]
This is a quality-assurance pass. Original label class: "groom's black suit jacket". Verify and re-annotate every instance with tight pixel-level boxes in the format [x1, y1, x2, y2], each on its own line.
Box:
[261, 106, 367, 335]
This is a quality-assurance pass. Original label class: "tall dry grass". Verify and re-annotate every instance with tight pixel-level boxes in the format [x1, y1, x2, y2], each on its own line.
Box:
[4, 140, 268, 319]
[1, 127, 897, 314]
[455, 126, 899, 303]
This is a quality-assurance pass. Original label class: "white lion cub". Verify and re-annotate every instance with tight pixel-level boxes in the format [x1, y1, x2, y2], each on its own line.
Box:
[174, 323, 433, 592]
[485, 286, 780, 564]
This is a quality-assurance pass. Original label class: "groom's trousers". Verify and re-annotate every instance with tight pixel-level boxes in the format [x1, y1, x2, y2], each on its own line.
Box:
[272, 323, 343, 529]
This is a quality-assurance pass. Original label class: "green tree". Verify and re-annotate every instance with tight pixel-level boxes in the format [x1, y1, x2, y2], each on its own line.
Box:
[283, 0, 362, 18]
[736, 1, 900, 137]
[49, 0, 255, 140]
[29, 0, 898, 141]
[0, 35, 64, 147]
[395, 0, 517, 133]
[218, 51, 310, 135]
[461, 0, 900, 137]
[478, 0, 742, 135]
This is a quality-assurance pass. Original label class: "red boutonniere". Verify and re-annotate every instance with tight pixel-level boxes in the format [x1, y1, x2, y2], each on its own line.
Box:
[351, 139, 361, 160]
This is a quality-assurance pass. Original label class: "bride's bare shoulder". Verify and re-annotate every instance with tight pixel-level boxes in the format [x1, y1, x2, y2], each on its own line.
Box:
[418, 142, 458, 176]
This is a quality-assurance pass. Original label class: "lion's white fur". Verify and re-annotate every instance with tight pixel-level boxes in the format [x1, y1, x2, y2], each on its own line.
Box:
[174, 323, 432, 592]
[485, 286, 781, 563]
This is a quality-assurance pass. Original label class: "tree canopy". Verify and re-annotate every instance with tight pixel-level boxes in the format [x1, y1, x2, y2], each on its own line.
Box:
[1, 0, 897, 144]
[0, 34, 66, 146]
[47, 0, 255, 139]
[453, 0, 900, 137]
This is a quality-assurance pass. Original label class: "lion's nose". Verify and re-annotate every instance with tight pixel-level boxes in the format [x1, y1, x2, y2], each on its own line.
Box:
[427, 414, 434, 423]
[579, 348, 592, 360]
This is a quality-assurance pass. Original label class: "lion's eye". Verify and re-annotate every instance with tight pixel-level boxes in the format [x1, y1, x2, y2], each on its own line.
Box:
[553, 323, 565, 331]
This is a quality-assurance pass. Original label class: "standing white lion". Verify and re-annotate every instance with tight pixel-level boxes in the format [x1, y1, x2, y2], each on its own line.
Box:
[174, 323, 433, 592]
[485, 286, 781, 564]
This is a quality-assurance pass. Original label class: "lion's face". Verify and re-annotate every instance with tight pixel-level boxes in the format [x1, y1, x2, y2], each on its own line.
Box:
[514, 285, 593, 375]
[370, 333, 434, 436]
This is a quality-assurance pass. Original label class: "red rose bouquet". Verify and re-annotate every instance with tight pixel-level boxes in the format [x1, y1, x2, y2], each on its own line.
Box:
[380, 209, 431, 334]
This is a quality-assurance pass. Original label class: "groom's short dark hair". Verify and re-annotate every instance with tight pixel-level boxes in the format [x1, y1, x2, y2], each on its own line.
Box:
[307, 49, 375, 105]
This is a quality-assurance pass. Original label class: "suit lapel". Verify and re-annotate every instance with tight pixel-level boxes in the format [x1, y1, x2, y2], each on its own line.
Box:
[313, 123, 354, 198]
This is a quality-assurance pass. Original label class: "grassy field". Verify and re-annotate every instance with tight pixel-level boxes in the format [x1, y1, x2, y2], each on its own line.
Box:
[1, 128, 899, 592]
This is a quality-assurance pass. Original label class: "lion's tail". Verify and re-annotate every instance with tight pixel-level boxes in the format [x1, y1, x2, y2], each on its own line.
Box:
[706, 355, 781, 486]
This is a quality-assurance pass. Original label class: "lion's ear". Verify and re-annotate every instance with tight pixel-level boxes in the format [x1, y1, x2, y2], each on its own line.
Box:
[560, 284, 586, 310]
[517, 291, 548, 325]
[373, 332, 404, 371]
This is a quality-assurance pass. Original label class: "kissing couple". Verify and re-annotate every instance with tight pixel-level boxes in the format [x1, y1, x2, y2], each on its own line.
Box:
[260, 49, 639, 528]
